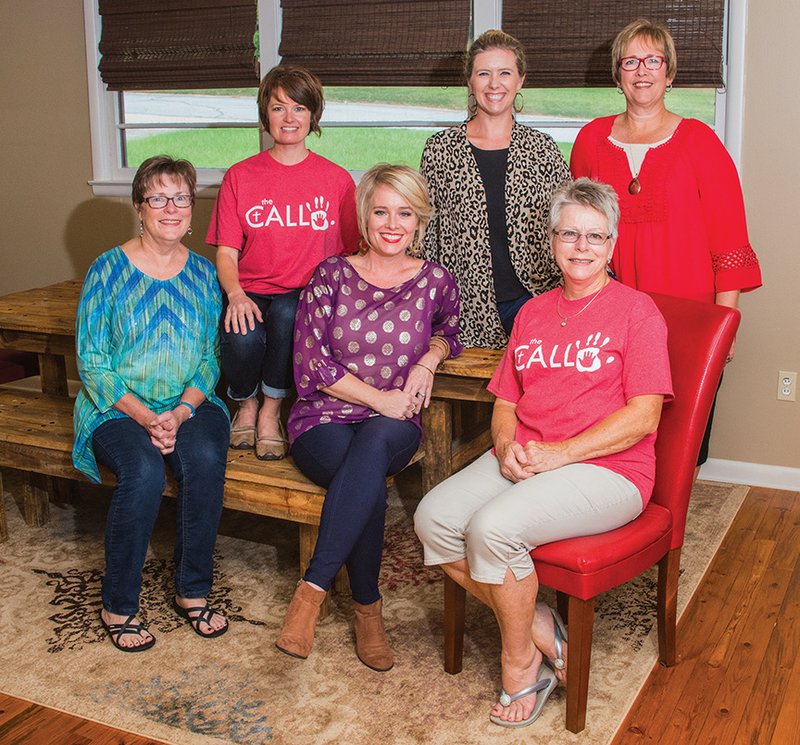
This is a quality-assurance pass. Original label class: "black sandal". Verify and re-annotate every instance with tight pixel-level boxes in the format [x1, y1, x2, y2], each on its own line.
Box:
[100, 612, 156, 653]
[172, 597, 229, 638]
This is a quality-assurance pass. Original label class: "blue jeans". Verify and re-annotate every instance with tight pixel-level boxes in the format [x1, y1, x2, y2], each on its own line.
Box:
[92, 402, 230, 615]
[290, 417, 421, 604]
[220, 289, 300, 400]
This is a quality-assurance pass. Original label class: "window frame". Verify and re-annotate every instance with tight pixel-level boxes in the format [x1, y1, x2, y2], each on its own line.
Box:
[84, 0, 746, 196]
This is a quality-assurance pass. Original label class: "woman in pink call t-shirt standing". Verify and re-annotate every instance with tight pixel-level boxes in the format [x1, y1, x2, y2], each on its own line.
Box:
[207, 65, 359, 460]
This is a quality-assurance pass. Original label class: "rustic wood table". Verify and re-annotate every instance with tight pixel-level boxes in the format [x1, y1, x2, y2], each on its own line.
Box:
[0, 280, 502, 494]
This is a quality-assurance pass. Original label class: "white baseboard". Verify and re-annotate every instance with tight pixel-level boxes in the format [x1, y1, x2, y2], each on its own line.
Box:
[699, 458, 800, 491]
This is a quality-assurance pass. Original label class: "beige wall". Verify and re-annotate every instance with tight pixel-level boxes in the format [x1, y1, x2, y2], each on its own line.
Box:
[1, 0, 798, 468]
[710, 2, 800, 468]
[0, 0, 215, 294]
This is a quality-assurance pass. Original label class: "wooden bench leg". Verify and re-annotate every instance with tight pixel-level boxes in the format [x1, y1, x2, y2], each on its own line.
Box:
[421, 399, 453, 494]
[22, 473, 49, 527]
[298, 523, 330, 620]
[0, 470, 8, 542]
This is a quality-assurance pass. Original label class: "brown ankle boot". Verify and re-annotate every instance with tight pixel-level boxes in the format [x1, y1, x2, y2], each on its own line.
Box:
[353, 599, 394, 672]
[275, 580, 326, 659]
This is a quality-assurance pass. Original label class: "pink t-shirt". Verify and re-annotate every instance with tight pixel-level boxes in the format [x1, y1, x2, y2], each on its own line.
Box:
[206, 150, 359, 294]
[488, 281, 673, 505]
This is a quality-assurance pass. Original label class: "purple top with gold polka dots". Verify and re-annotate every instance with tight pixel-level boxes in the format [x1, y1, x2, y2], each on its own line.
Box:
[288, 255, 462, 443]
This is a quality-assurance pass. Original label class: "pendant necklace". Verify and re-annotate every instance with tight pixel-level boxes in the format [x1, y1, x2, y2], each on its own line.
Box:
[623, 142, 647, 195]
[556, 287, 604, 327]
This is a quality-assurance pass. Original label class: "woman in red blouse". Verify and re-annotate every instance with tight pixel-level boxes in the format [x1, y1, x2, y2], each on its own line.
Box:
[570, 18, 761, 465]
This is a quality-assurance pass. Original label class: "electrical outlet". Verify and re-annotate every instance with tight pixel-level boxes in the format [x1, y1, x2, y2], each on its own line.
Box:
[777, 371, 797, 401]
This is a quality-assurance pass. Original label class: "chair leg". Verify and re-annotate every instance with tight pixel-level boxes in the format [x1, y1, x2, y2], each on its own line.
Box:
[556, 590, 569, 623]
[657, 547, 681, 667]
[443, 574, 466, 674]
[565, 594, 595, 734]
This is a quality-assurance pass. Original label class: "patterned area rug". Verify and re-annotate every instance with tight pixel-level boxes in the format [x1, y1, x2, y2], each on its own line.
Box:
[0, 468, 748, 745]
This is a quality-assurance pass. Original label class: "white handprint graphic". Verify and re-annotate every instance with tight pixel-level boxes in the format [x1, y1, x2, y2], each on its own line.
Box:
[307, 196, 330, 231]
[575, 332, 611, 372]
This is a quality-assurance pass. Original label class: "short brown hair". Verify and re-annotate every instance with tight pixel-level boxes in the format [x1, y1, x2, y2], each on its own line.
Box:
[355, 164, 433, 256]
[131, 155, 197, 207]
[611, 19, 677, 85]
[257, 65, 324, 136]
[465, 29, 527, 81]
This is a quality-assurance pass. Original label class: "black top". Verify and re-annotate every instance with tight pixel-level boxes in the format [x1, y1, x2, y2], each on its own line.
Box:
[470, 144, 528, 303]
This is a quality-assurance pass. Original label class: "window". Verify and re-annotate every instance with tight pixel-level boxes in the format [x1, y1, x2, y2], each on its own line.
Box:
[84, 0, 745, 195]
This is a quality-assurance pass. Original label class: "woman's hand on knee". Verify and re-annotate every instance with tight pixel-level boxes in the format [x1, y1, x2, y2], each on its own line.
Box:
[224, 290, 263, 334]
[495, 439, 534, 483]
[522, 441, 569, 473]
[375, 389, 417, 421]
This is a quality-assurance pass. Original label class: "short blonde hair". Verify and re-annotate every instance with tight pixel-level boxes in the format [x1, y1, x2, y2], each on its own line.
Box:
[611, 19, 677, 85]
[355, 164, 433, 255]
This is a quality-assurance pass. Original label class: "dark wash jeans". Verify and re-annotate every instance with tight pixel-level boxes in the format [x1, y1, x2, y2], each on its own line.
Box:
[219, 288, 301, 400]
[92, 401, 229, 615]
[290, 417, 421, 605]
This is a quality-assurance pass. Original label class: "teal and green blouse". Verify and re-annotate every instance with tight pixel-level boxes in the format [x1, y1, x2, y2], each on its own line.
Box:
[72, 246, 228, 482]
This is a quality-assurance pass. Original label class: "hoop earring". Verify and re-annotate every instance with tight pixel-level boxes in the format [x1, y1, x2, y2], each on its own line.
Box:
[357, 237, 370, 255]
[139, 220, 144, 236]
[616, 86, 624, 94]
[467, 92, 477, 116]
[513, 91, 524, 114]
[187, 225, 193, 236]
[665, 83, 673, 93]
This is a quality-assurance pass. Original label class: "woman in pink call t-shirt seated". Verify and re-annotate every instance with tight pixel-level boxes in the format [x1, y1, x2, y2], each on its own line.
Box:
[207, 65, 358, 460]
[415, 178, 673, 729]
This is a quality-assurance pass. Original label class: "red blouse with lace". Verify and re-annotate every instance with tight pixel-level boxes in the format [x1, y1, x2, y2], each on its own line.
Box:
[570, 116, 761, 303]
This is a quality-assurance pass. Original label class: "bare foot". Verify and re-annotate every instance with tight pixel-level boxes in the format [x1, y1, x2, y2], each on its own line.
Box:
[101, 609, 154, 649]
[532, 602, 568, 683]
[490, 645, 544, 724]
[174, 596, 228, 635]
[257, 397, 284, 441]
[233, 397, 259, 429]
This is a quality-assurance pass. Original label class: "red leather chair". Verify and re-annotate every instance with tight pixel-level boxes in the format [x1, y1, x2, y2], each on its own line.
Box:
[442, 293, 741, 733]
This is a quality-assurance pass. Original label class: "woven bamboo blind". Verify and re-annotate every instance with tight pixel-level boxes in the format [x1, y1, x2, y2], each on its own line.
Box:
[503, 0, 725, 87]
[279, 0, 471, 86]
[98, 0, 258, 91]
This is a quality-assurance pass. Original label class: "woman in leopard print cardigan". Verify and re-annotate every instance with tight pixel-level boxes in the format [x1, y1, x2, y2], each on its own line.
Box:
[420, 31, 569, 349]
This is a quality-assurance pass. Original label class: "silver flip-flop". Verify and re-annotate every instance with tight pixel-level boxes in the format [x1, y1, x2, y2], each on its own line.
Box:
[489, 664, 559, 728]
[544, 605, 568, 673]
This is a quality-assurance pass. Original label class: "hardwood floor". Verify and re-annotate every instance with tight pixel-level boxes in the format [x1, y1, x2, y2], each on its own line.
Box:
[613, 486, 800, 745]
[1, 485, 797, 744]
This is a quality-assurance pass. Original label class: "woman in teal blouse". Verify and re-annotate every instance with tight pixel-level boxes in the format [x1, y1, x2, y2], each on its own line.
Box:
[73, 156, 230, 652]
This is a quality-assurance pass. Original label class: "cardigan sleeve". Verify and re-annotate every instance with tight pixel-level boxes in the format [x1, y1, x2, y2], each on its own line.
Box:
[419, 138, 441, 263]
[685, 122, 762, 294]
[569, 121, 597, 179]
[292, 262, 350, 396]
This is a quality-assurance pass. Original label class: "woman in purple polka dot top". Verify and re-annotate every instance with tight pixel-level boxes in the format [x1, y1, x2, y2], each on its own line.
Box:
[276, 164, 462, 670]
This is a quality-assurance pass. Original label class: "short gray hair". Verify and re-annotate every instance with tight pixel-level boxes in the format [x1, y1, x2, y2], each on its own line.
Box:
[549, 178, 620, 242]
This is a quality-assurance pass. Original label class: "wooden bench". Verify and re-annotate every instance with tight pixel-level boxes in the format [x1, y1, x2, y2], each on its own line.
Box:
[0, 387, 418, 613]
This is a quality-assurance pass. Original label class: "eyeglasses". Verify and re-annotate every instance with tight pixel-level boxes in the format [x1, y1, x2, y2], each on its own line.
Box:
[142, 195, 193, 209]
[619, 55, 666, 72]
[552, 229, 610, 246]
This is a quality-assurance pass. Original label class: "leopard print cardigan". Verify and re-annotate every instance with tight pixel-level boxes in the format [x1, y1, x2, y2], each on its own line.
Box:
[420, 121, 570, 349]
